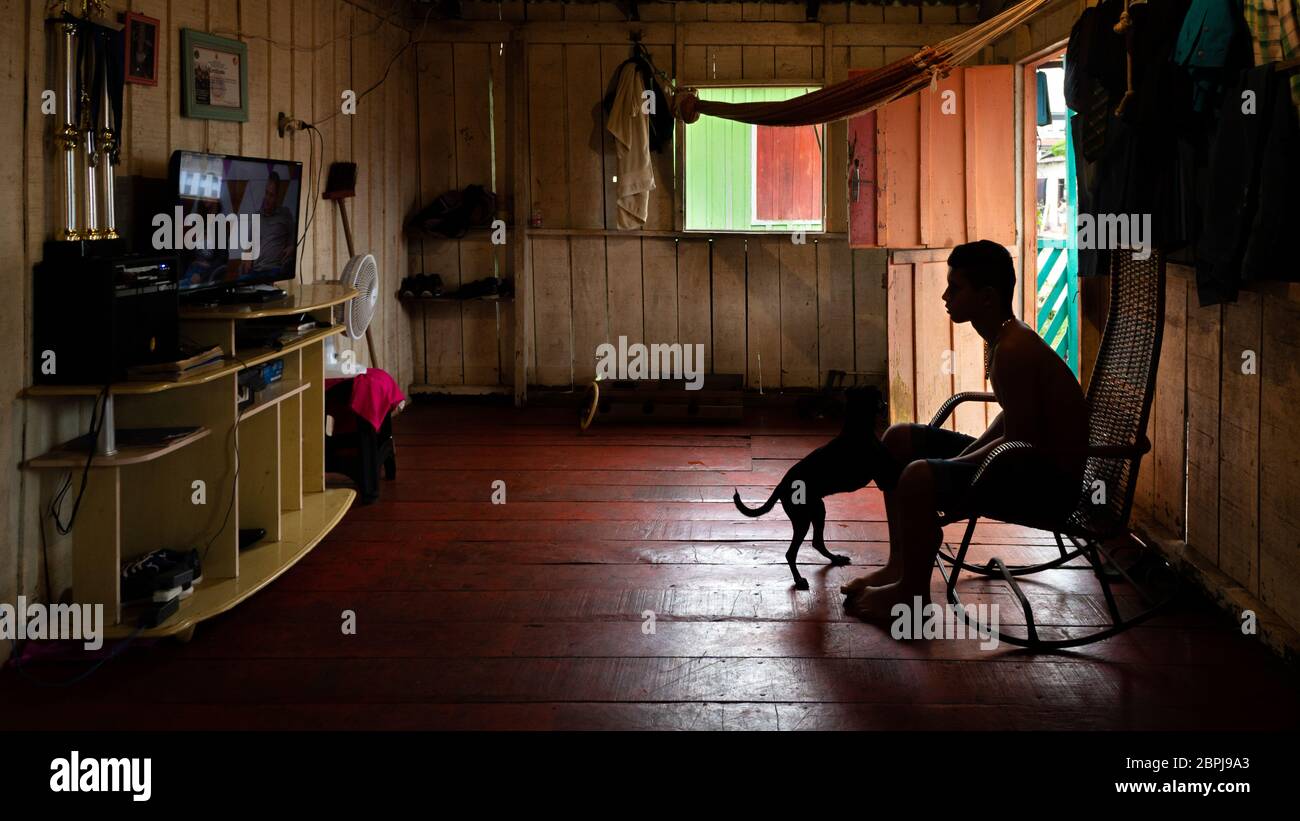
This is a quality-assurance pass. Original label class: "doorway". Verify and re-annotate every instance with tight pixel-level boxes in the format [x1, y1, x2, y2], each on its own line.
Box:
[1025, 47, 1080, 377]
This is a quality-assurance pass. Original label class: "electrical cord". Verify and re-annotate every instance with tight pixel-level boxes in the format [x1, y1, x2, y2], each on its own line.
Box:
[8, 629, 143, 688]
[293, 120, 318, 280]
[311, 0, 435, 128]
[48, 384, 110, 537]
[200, 355, 249, 565]
[209, 0, 408, 55]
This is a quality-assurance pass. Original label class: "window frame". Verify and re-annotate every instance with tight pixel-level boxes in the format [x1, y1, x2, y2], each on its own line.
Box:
[680, 81, 828, 235]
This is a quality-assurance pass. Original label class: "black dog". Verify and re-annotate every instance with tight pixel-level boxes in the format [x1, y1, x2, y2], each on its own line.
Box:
[733, 386, 891, 590]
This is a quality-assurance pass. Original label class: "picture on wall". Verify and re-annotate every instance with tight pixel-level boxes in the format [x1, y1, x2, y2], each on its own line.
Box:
[181, 28, 248, 122]
[124, 11, 159, 86]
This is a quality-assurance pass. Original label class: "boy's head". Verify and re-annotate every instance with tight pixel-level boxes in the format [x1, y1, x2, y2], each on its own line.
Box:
[944, 240, 1016, 323]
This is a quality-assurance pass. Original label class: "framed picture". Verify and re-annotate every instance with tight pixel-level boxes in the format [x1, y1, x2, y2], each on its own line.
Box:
[124, 12, 159, 86]
[181, 28, 249, 122]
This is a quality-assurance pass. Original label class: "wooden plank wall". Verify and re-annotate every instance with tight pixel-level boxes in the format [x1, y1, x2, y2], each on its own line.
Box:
[415, 1, 977, 391]
[1132, 265, 1300, 635]
[0, 0, 420, 659]
[885, 252, 1009, 436]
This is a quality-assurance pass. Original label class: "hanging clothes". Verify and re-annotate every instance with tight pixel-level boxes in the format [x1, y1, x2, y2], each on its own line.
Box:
[1196, 64, 1300, 304]
[1066, 0, 1199, 273]
[603, 48, 673, 153]
[606, 62, 656, 230]
[1173, 0, 1251, 112]
[1242, 0, 1300, 121]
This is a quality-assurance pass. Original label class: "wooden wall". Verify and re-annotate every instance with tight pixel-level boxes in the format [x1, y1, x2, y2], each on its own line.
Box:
[0, 0, 420, 660]
[416, 1, 978, 391]
[1132, 267, 1300, 636]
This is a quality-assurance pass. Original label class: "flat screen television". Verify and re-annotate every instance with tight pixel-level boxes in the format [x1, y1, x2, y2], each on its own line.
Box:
[167, 150, 303, 295]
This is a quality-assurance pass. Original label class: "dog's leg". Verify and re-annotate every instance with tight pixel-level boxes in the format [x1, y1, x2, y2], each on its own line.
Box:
[809, 499, 851, 566]
[786, 516, 811, 591]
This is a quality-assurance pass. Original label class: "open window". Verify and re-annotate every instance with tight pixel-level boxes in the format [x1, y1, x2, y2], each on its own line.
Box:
[684, 86, 824, 232]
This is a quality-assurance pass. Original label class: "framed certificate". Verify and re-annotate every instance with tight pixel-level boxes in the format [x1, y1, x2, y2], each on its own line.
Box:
[181, 29, 249, 122]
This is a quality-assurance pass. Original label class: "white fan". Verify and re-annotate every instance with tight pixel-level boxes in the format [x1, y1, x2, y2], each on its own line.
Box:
[324, 162, 381, 372]
[340, 253, 380, 344]
[323, 253, 381, 378]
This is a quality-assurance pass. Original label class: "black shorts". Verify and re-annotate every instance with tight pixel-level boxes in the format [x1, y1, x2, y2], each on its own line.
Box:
[888, 424, 1081, 524]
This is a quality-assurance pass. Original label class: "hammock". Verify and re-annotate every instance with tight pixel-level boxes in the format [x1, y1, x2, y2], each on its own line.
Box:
[674, 0, 1057, 127]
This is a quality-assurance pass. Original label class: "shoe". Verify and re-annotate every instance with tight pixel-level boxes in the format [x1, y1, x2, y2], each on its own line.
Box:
[152, 548, 202, 586]
[121, 551, 195, 605]
[455, 277, 507, 300]
[417, 274, 443, 298]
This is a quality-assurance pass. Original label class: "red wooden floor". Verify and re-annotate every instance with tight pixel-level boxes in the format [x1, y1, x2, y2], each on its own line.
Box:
[3, 403, 1298, 730]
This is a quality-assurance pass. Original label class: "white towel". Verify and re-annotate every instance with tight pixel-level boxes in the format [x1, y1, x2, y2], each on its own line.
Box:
[606, 62, 656, 229]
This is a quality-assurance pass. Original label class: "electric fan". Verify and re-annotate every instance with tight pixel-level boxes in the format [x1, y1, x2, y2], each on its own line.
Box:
[324, 162, 381, 371]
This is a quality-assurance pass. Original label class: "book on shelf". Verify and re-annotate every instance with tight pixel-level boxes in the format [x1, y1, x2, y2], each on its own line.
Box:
[126, 345, 224, 374]
[127, 353, 227, 382]
[126, 346, 227, 381]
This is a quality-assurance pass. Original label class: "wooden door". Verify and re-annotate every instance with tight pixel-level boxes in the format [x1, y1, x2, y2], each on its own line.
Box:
[847, 65, 1015, 250]
[846, 66, 1016, 435]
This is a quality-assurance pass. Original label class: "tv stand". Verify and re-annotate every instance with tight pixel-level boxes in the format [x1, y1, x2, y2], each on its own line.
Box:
[23, 282, 360, 640]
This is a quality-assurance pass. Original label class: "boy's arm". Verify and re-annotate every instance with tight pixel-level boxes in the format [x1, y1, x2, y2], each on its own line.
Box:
[957, 411, 1005, 458]
[952, 338, 1037, 466]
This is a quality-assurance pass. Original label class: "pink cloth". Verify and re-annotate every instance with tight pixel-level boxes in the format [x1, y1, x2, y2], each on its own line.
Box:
[326, 368, 405, 432]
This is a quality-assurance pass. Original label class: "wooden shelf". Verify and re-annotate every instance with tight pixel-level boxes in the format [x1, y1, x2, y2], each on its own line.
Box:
[524, 228, 849, 239]
[236, 325, 345, 369]
[23, 361, 243, 398]
[398, 294, 513, 304]
[179, 282, 358, 320]
[111, 489, 355, 639]
[29, 307, 348, 641]
[239, 379, 311, 421]
[26, 427, 211, 469]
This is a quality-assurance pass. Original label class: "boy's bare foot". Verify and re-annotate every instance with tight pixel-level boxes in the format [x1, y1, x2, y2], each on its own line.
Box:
[844, 581, 930, 624]
[840, 565, 901, 596]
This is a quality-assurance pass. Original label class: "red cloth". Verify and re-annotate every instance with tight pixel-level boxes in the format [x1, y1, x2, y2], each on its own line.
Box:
[325, 368, 405, 432]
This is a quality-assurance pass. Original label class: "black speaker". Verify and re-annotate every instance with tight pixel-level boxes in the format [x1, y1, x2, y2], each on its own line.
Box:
[33, 242, 180, 385]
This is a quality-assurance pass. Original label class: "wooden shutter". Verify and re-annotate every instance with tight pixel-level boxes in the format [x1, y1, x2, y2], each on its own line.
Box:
[847, 65, 1015, 249]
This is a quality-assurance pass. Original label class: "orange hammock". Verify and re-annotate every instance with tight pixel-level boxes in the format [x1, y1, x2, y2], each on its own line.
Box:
[674, 0, 1056, 126]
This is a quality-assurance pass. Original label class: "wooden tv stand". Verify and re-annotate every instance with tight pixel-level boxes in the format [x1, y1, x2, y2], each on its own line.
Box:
[23, 283, 359, 640]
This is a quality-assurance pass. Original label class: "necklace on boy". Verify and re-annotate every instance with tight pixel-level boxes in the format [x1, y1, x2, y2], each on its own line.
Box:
[984, 317, 1015, 380]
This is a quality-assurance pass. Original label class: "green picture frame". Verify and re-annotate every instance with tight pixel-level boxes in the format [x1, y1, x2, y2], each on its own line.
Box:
[181, 28, 249, 122]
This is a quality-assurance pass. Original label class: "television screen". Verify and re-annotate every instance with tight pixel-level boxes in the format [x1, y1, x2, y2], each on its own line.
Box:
[168, 151, 303, 292]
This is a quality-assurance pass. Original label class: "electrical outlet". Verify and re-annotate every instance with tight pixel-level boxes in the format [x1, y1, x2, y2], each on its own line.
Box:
[277, 112, 296, 138]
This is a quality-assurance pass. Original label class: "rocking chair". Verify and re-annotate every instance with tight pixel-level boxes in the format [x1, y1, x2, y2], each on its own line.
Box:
[931, 251, 1176, 649]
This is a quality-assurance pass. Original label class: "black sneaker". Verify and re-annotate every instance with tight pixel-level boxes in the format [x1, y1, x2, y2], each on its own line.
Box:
[121, 552, 194, 605]
[152, 549, 202, 586]
[418, 273, 443, 298]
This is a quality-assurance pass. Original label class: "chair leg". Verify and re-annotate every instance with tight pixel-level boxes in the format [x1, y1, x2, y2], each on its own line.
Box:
[989, 557, 1039, 646]
[944, 518, 978, 604]
[1081, 539, 1123, 625]
[938, 531, 1178, 650]
[938, 520, 1084, 578]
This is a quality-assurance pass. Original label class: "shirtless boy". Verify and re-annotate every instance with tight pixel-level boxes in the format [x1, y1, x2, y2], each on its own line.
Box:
[842, 240, 1089, 621]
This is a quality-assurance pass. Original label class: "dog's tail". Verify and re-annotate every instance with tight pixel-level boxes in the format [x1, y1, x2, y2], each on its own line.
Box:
[733, 487, 779, 517]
